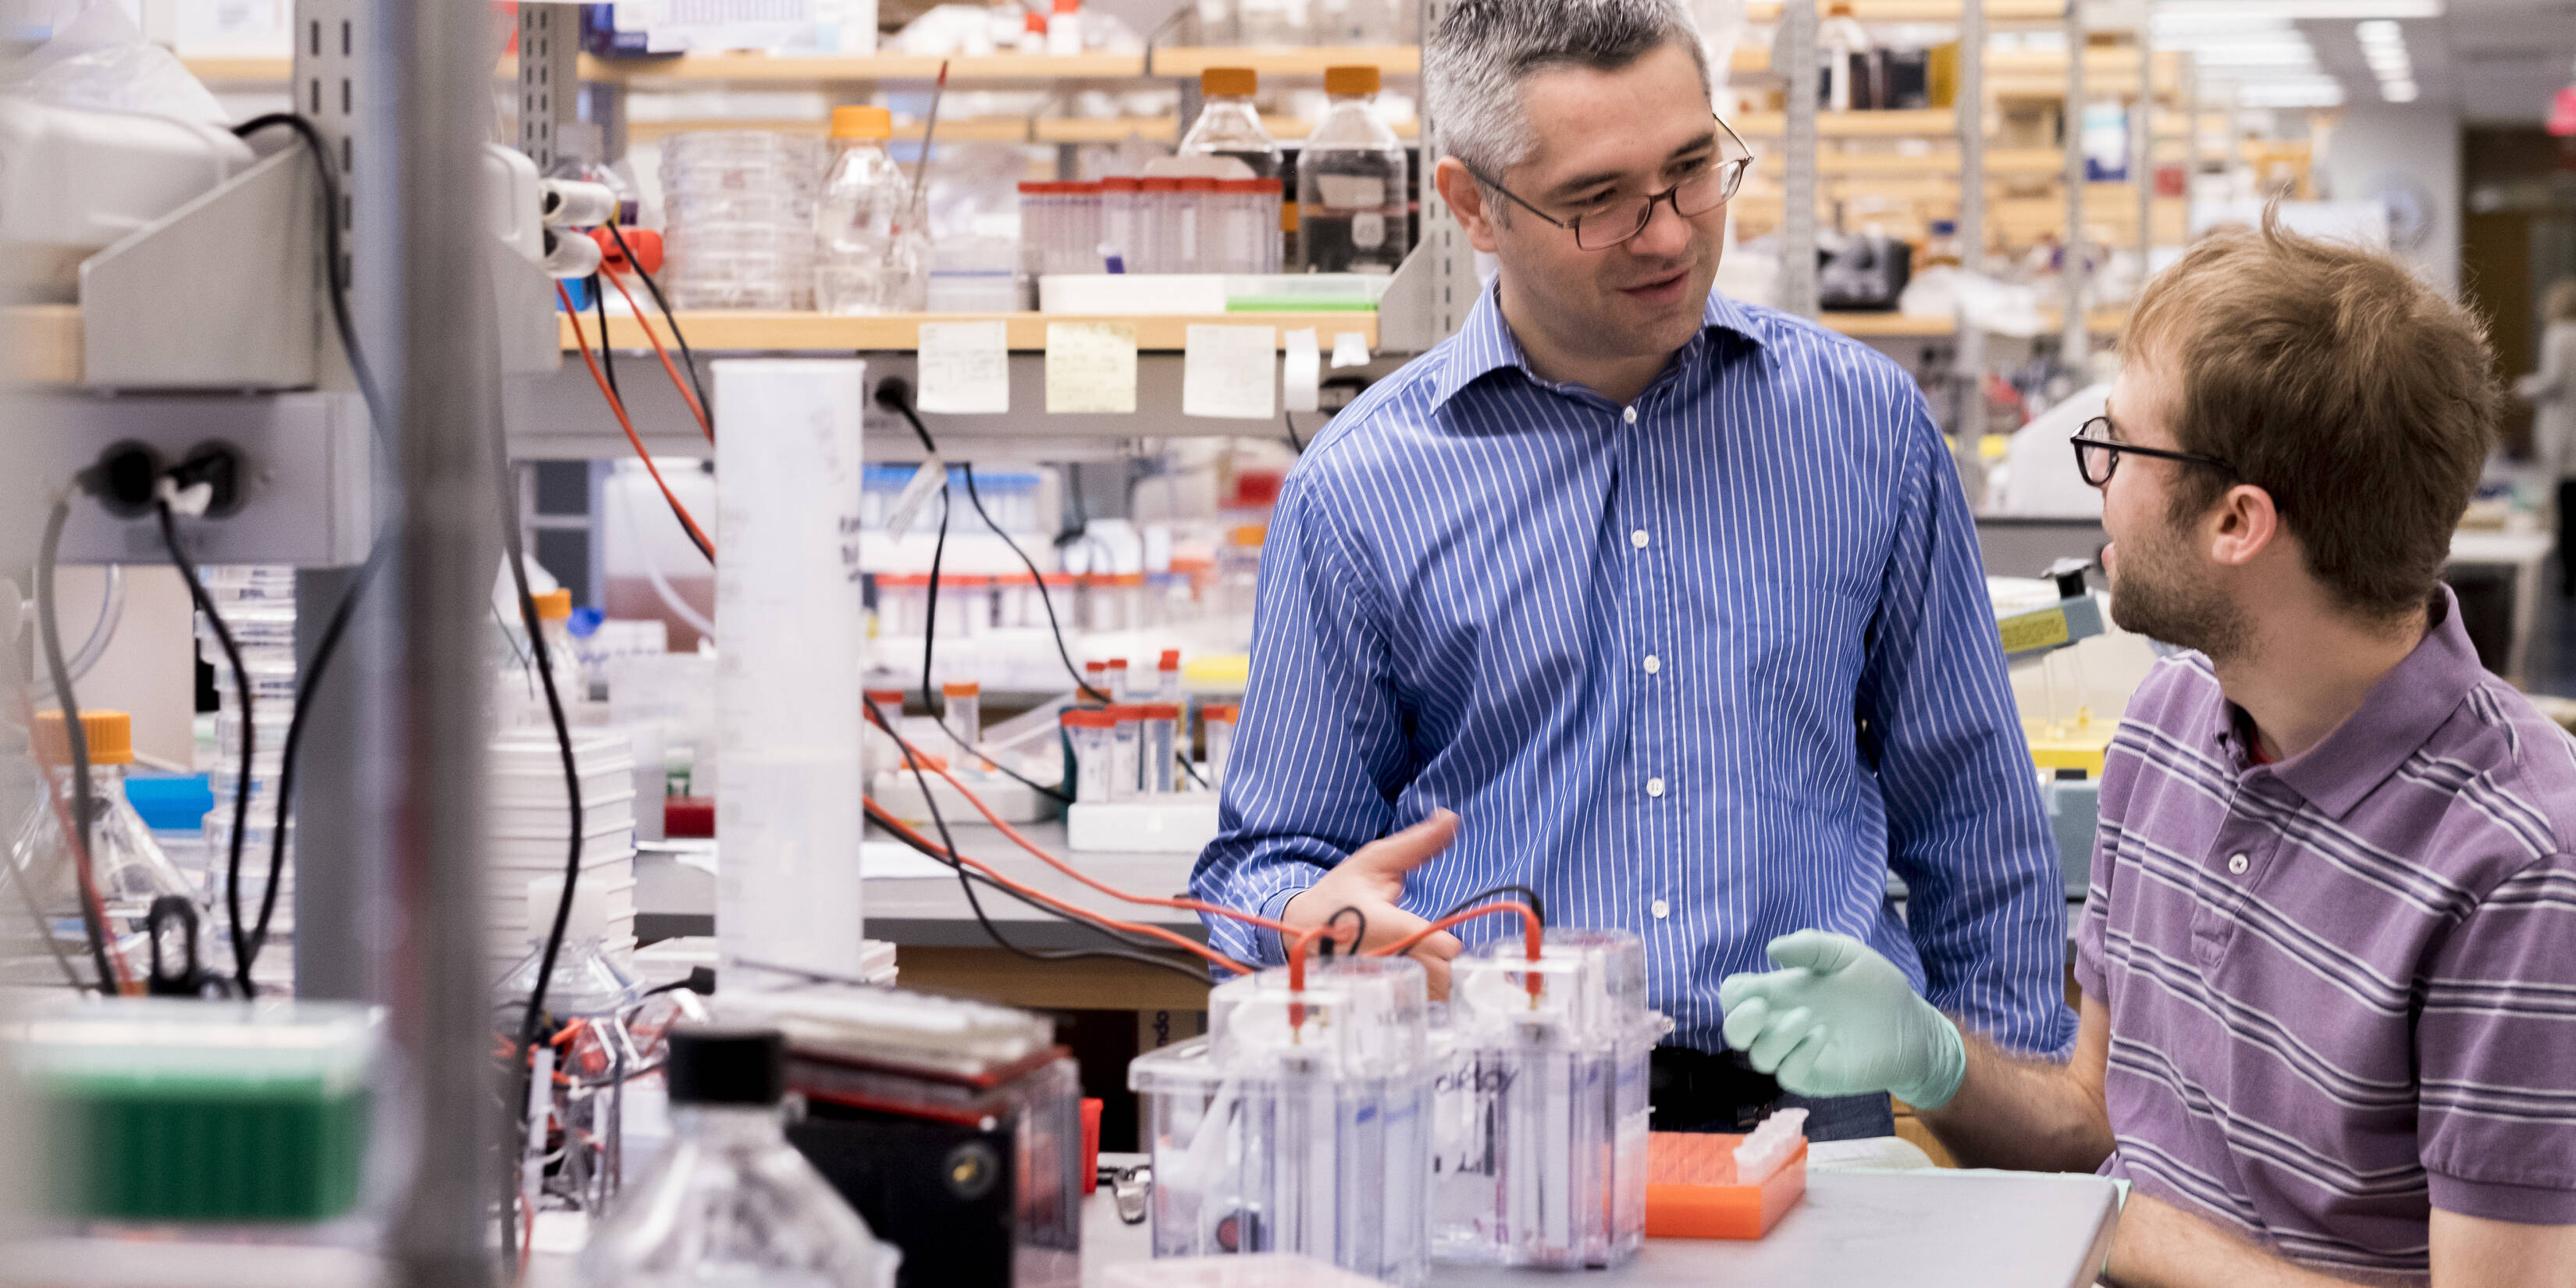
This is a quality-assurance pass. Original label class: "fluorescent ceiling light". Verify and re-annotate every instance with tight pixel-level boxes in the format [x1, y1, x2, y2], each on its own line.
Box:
[2381, 78, 2420, 101]
[2197, 50, 2325, 69]
[2354, 20, 2403, 43]
[2236, 80, 2348, 107]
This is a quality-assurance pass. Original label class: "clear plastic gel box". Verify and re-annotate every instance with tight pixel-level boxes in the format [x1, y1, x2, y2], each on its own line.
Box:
[1429, 929, 1668, 1270]
[1129, 955, 1436, 1286]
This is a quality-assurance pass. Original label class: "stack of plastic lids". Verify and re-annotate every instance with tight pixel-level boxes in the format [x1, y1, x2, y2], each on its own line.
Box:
[489, 727, 639, 970]
[659, 131, 827, 310]
[195, 564, 297, 995]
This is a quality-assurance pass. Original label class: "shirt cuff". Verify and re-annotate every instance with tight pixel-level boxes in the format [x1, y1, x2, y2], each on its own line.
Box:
[2428, 1169, 2576, 1226]
[1251, 881, 1315, 966]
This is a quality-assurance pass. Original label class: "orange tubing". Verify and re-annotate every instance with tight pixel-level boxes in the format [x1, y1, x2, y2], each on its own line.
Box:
[599, 269, 712, 442]
[558, 283, 717, 557]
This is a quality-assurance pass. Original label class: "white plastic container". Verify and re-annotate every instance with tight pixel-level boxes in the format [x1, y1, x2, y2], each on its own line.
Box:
[1063, 710, 1115, 802]
[713, 361, 870, 991]
[0, 100, 258, 302]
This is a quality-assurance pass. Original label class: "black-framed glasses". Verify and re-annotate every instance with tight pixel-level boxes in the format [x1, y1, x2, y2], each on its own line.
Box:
[2069, 417, 2234, 488]
[1463, 115, 1756, 251]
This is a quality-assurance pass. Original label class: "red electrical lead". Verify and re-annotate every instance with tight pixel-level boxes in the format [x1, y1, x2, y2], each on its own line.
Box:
[597, 268, 712, 442]
[557, 283, 717, 559]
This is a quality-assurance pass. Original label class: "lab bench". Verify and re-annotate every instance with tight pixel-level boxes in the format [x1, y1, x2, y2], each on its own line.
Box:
[1076, 1167, 2120, 1288]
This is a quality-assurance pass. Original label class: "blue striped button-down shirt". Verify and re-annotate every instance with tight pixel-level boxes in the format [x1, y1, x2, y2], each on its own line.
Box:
[1190, 282, 2076, 1056]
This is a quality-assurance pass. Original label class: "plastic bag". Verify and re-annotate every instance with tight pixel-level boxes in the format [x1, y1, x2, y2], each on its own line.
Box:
[0, 1, 230, 125]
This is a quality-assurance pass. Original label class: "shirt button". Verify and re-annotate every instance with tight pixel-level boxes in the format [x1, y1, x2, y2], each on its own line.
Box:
[1646, 777, 1666, 798]
[1630, 528, 1650, 549]
[2228, 853, 2250, 875]
[1650, 898, 1670, 920]
[1622, 405, 1639, 424]
[1642, 654, 1661, 674]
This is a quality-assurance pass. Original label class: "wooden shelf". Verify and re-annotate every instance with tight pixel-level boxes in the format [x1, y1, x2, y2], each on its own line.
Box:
[180, 52, 1149, 84]
[628, 115, 1041, 143]
[1029, 114, 1419, 143]
[5, 304, 79, 385]
[1729, 44, 2183, 96]
[1149, 45, 1418, 76]
[1823, 308, 2129, 337]
[560, 310, 1379, 352]
[1732, 109, 1960, 136]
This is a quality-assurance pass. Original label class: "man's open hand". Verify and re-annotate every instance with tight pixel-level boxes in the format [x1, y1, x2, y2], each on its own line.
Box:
[1280, 809, 1464, 998]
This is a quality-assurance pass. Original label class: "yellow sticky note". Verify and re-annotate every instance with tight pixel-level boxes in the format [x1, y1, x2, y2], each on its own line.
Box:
[1045, 321, 1137, 414]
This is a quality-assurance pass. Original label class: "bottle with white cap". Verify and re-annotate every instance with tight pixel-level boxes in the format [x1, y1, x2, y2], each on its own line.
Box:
[580, 1026, 902, 1288]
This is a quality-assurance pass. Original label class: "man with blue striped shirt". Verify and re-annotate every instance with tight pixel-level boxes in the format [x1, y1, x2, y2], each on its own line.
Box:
[1190, 0, 2073, 1140]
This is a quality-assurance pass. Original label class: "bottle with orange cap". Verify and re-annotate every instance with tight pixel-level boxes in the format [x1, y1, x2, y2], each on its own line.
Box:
[815, 105, 927, 315]
[1177, 68, 1283, 184]
[9, 709, 209, 989]
[1297, 66, 1411, 274]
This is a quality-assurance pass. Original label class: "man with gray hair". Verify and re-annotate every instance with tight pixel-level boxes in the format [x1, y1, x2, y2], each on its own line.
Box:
[1193, 0, 2069, 1141]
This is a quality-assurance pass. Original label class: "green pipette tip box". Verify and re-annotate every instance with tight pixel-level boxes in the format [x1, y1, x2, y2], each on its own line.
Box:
[6, 998, 382, 1223]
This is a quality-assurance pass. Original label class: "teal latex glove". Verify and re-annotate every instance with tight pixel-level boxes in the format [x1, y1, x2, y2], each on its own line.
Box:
[1716, 930, 1968, 1111]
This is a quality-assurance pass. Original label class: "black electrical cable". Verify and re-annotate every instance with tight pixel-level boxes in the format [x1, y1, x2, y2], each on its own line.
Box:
[866, 704, 1208, 981]
[1436, 884, 1547, 926]
[33, 496, 116, 991]
[863, 792, 1212, 984]
[591, 276, 621, 400]
[1283, 410, 1307, 452]
[1320, 904, 1368, 959]
[603, 222, 712, 436]
[231, 114, 386, 425]
[154, 503, 260, 994]
[486, 278, 587, 1261]
[225, 111, 398, 992]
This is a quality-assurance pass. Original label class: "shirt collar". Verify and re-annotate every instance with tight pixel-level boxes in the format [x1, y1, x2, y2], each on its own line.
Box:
[1427, 277, 1767, 411]
[2233, 586, 2484, 818]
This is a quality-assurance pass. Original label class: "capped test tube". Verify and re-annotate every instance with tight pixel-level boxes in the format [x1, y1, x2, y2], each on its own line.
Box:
[1106, 657, 1132, 701]
[1155, 648, 1184, 705]
[1062, 709, 1117, 802]
[1100, 176, 1140, 272]
[1080, 660, 1112, 706]
[1201, 703, 1238, 790]
[1137, 177, 1180, 273]
[1140, 703, 1181, 794]
[942, 680, 983, 765]
[865, 686, 909, 773]
[1105, 704, 1144, 799]
[1178, 176, 1218, 272]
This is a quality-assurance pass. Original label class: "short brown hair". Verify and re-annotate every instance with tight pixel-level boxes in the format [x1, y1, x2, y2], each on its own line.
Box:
[2123, 209, 2500, 621]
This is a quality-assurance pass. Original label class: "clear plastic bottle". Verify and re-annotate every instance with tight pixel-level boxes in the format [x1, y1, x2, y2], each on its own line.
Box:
[1177, 68, 1283, 185]
[1297, 66, 1410, 273]
[7, 710, 210, 990]
[814, 105, 927, 315]
[580, 1026, 901, 1288]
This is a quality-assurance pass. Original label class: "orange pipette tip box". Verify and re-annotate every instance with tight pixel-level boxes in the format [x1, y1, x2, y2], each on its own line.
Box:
[1641, 1132, 1807, 1240]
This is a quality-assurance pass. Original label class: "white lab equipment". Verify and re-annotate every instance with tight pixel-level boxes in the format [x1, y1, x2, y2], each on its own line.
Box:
[578, 1026, 902, 1288]
[1108, 706, 1144, 801]
[0, 98, 257, 302]
[1430, 930, 1664, 1269]
[1130, 955, 1437, 1285]
[714, 361, 870, 992]
[941, 680, 986, 767]
[1297, 67, 1410, 274]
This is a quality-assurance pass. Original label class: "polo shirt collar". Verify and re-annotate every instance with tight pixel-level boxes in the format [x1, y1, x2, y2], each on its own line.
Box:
[1428, 277, 1767, 411]
[2243, 586, 2483, 819]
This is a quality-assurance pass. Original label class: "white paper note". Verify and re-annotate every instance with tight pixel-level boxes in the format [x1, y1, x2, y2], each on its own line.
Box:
[916, 320, 1011, 414]
[1331, 331, 1372, 368]
[1044, 322, 1138, 413]
[1183, 324, 1277, 419]
[1283, 328, 1322, 413]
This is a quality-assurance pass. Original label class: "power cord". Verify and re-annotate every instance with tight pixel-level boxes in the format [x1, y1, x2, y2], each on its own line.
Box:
[151, 500, 259, 994]
[33, 496, 118, 991]
[602, 222, 713, 437]
[590, 276, 620, 401]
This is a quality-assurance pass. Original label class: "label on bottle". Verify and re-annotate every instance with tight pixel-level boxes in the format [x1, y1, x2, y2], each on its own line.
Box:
[1315, 175, 1386, 208]
[1350, 212, 1386, 250]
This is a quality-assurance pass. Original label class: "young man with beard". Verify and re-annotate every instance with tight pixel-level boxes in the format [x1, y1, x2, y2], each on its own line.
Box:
[1717, 215, 2576, 1285]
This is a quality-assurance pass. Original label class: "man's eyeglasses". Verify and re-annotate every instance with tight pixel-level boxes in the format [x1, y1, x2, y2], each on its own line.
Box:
[1462, 115, 1756, 251]
[2069, 417, 2234, 488]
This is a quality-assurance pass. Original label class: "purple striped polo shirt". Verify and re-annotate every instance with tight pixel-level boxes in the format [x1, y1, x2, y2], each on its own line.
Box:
[2076, 589, 2576, 1282]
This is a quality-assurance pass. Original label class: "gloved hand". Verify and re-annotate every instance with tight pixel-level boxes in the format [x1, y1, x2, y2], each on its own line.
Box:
[1717, 930, 1967, 1111]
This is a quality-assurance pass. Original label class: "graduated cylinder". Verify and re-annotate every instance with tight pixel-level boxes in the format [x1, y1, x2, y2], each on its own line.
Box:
[713, 359, 869, 990]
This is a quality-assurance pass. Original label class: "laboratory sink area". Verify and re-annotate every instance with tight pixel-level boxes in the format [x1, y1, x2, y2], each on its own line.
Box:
[10, 0, 2576, 1286]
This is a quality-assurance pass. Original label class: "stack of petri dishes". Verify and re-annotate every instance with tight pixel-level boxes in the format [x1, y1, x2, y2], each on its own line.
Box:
[659, 132, 827, 310]
[198, 564, 297, 996]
